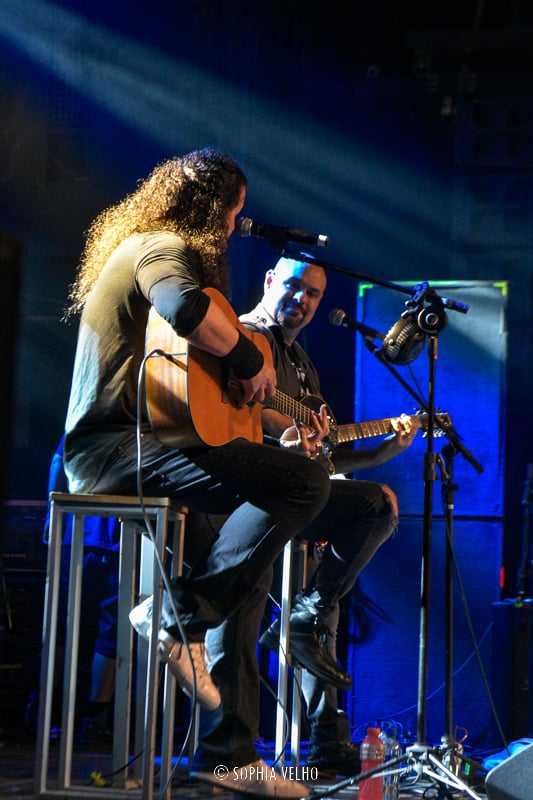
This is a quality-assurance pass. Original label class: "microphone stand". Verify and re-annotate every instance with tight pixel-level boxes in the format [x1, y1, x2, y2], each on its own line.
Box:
[276, 247, 484, 799]
[441, 441, 460, 770]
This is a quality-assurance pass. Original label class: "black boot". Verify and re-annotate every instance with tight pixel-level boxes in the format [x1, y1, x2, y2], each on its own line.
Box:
[306, 739, 361, 776]
[260, 594, 352, 690]
[306, 713, 361, 776]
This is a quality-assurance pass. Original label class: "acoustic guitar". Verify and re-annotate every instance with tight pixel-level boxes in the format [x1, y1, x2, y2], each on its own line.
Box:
[144, 288, 451, 455]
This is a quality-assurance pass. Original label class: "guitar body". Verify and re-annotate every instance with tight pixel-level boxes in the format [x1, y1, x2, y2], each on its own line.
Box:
[144, 288, 272, 447]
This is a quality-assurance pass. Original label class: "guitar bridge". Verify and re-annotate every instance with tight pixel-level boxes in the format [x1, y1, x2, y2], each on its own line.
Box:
[221, 367, 243, 407]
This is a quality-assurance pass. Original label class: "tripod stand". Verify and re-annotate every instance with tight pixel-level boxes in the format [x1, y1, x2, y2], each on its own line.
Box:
[358, 302, 487, 795]
[402, 324, 485, 799]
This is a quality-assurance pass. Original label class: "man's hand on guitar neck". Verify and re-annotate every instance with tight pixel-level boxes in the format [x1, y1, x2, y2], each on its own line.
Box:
[279, 403, 330, 458]
[368, 412, 422, 464]
[325, 411, 422, 475]
[388, 412, 422, 449]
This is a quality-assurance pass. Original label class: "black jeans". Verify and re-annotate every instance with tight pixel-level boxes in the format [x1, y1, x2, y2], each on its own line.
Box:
[90, 431, 331, 638]
[192, 476, 398, 769]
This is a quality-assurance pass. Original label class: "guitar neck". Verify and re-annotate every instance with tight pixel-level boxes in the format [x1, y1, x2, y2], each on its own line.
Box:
[336, 418, 396, 444]
[264, 391, 316, 427]
[265, 395, 399, 443]
[264, 393, 436, 446]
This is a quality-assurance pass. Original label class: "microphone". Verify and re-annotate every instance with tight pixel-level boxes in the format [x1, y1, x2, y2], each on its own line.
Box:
[381, 314, 426, 366]
[328, 308, 385, 340]
[235, 216, 329, 247]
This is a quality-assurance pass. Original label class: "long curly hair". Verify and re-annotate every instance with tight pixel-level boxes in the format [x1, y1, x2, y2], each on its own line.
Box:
[65, 147, 247, 317]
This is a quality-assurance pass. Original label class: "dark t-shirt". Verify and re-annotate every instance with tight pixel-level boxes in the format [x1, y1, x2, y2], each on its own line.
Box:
[64, 231, 210, 492]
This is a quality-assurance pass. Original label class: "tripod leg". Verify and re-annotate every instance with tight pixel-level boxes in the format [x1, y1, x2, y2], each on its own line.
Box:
[425, 750, 485, 800]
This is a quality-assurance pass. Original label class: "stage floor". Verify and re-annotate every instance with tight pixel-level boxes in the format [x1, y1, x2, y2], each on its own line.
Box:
[0, 737, 490, 799]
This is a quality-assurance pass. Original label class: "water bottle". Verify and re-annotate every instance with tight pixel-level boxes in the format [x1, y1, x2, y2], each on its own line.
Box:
[379, 726, 402, 800]
[359, 726, 384, 800]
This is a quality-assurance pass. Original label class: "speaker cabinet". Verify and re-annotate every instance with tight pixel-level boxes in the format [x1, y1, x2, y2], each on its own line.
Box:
[486, 743, 533, 800]
[346, 280, 505, 746]
[345, 516, 500, 745]
[491, 600, 533, 742]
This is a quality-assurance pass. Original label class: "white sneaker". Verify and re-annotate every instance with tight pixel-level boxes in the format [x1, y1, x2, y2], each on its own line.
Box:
[190, 758, 309, 798]
[129, 597, 221, 711]
[129, 596, 154, 639]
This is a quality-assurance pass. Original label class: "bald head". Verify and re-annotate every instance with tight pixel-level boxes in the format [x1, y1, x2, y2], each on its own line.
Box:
[262, 256, 327, 342]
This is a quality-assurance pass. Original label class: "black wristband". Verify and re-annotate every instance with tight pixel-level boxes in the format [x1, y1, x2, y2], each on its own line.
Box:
[221, 330, 264, 379]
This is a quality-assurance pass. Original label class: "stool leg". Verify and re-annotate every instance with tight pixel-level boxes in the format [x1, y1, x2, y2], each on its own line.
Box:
[275, 540, 294, 765]
[58, 512, 85, 786]
[34, 502, 63, 795]
[275, 540, 308, 767]
[112, 519, 137, 786]
[159, 511, 186, 797]
[290, 543, 307, 766]
[138, 507, 169, 800]
[133, 532, 153, 778]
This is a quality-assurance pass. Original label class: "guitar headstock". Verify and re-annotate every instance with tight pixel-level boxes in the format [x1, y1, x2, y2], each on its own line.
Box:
[413, 409, 453, 438]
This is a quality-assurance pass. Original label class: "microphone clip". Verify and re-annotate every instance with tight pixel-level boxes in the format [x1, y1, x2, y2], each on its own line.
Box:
[406, 281, 431, 311]
[406, 281, 469, 317]
[403, 283, 449, 335]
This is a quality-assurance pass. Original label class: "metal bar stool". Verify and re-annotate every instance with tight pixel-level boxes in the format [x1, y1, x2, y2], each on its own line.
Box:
[275, 538, 308, 767]
[35, 492, 187, 800]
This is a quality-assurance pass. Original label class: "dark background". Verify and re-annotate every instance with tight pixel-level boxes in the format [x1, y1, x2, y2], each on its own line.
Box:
[1, 0, 532, 748]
